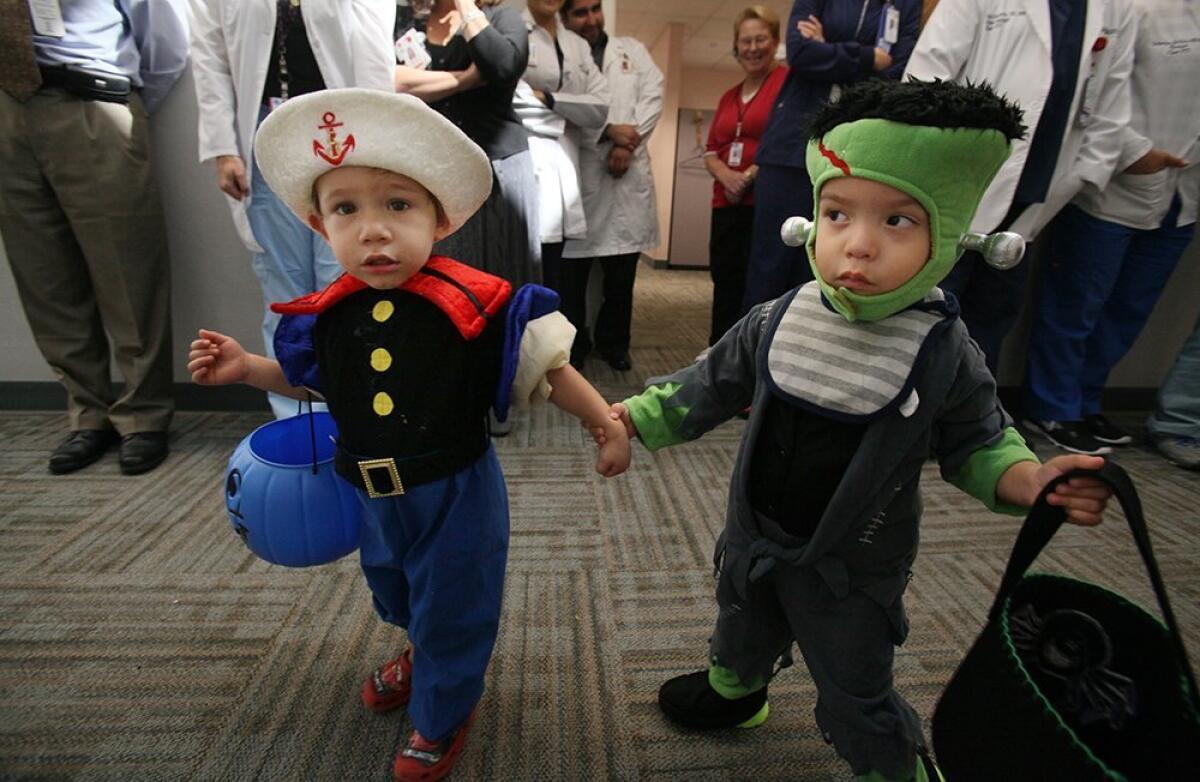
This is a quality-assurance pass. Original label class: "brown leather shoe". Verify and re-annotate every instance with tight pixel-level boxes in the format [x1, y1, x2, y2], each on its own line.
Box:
[118, 432, 169, 475]
[48, 429, 119, 474]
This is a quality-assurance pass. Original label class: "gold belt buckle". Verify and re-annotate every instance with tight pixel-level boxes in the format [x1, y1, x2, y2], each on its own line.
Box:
[358, 458, 405, 498]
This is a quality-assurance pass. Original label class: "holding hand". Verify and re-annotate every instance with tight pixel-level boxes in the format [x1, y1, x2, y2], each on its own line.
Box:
[608, 146, 633, 178]
[188, 329, 249, 386]
[595, 418, 631, 477]
[606, 123, 641, 150]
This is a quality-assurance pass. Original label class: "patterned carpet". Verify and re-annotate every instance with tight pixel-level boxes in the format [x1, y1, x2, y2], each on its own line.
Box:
[1, 264, 1198, 781]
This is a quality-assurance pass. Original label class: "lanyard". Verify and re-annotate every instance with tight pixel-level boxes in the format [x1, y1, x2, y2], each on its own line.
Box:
[735, 70, 769, 138]
[275, 0, 302, 100]
[852, 0, 871, 39]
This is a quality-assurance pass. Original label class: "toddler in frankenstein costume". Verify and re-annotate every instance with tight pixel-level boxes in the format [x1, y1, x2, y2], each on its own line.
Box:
[188, 89, 630, 782]
[606, 80, 1114, 782]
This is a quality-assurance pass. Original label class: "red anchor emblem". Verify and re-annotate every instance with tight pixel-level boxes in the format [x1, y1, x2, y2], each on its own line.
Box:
[312, 111, 356, 166]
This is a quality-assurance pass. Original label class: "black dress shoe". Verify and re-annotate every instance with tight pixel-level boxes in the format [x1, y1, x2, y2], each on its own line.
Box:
[600, 351, 632, 371]
[48, 429, 120, 474]
[118, 431, 169, 475]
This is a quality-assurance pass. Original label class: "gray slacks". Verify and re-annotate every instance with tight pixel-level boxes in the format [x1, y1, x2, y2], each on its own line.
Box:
[0, 88, 173, 434]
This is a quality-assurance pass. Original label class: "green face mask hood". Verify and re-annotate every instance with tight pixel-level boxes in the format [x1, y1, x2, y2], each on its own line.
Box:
[804, 118, 1011, 322]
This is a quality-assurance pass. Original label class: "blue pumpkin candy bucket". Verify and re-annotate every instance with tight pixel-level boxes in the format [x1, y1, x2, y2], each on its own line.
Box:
[225, 412, 362, 567]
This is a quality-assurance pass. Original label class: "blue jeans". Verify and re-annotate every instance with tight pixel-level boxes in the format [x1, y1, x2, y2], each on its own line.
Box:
[1147, 311, 1200, 440]
[1024, 198, 1195, 421]
[247, 107, 342, 418]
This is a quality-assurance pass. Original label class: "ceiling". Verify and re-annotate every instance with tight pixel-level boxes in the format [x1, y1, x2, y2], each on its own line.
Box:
[614, 0, 794, 70]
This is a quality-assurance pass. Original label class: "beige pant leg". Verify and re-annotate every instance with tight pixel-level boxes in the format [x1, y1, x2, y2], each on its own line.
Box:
[0, 89, 173, 433]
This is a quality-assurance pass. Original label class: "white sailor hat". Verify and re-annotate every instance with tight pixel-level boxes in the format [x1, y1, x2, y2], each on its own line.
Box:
[253, 89, 493, 235]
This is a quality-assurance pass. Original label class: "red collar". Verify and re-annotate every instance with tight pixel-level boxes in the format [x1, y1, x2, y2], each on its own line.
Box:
[270, 256, 513, 340]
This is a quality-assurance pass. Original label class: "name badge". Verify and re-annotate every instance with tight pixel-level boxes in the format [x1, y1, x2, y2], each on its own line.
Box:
[396, 28, 432, 69]
[727, 141, 744, 167]
[29, 0, 66, 38]
[878, 3, 900, 52]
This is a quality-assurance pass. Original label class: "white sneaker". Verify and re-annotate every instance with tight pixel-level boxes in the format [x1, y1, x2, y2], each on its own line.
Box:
[1151, 435, 1200, 470]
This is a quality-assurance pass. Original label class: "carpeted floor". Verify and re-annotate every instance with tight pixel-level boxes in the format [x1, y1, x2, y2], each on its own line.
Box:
[1, 264, 1198, 781]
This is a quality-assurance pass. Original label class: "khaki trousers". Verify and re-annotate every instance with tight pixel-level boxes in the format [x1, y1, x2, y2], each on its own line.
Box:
[0, 88, 173, 433]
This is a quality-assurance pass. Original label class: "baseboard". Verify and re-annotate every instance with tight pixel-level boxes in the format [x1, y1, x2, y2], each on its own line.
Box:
[0, 381, 1156, 414]
[0, 382, 270, 412]
[997, 386, 1155, 415]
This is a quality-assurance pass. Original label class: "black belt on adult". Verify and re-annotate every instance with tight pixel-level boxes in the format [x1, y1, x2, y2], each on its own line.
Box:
[38, 65, 132, 103]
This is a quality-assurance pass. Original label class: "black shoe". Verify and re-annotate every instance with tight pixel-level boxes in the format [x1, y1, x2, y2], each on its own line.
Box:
[1084, 414, 1132, 445]
[599, 351, 632, 371]
[1023, 419, 1112, 456]
[118, 431, 169, 475]
[48, 429, 120, 474]
[658, 669, 769, 730]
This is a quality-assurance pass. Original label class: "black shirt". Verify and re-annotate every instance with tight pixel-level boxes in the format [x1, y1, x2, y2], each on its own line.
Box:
[261, 0, 326, 102]
[747, 397, 868, 540]
[395, 5, 530, 160]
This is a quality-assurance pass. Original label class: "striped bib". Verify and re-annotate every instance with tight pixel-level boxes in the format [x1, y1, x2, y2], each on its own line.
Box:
[766, 283, 949, 420]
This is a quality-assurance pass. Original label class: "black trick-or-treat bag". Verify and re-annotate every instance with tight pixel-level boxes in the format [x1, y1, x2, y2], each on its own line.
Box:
[932, 462, 1200, 781]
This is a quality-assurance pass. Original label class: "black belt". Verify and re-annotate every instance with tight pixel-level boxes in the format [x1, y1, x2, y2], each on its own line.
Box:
[335, 438, 489, 499]
[39, 65, 132, 104]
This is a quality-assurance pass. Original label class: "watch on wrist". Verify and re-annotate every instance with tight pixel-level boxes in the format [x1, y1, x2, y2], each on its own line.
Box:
[463, 8, 484, 25]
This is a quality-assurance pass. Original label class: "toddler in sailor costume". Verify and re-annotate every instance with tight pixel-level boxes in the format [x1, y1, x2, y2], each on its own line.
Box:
[188, 89, 631, 782]
[606, 80, 1114, 782]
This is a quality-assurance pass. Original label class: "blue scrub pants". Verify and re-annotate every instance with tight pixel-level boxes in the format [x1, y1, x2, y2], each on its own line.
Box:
[1024, 198, 1195, 421]
[1147, 311, 1200, 440]
[357, 446, 509, 742]
[248, 108, 341, 419]
[741, 163, 815, 313]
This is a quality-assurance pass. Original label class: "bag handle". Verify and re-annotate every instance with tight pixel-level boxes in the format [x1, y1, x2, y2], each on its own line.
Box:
[989, 460, 1199, 709]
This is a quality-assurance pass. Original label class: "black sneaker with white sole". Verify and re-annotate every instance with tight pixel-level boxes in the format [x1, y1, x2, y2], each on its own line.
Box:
[1023, 419, 1113, 456]
[1083, 414, 1132, 445]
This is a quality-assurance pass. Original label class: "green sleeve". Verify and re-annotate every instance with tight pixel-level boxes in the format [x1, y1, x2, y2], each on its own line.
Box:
[949, 426, 1039, 516]
[624, 382, 689, 451]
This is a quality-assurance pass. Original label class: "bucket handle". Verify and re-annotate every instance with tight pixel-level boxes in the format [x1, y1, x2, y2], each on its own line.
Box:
[990, 460, 1199, 710]
[296, 392, 319, 475]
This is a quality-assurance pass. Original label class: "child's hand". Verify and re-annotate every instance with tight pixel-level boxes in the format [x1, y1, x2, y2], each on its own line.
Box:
[188, 329, 249, 386]
[595, 418, 631, 478]
[1036, 455, 1112, 526]
[584, 402, 638, 445]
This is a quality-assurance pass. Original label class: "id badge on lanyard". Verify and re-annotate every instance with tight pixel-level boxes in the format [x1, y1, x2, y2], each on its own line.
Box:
[877, 2, 900, 53]
[728, 140, 745, 167]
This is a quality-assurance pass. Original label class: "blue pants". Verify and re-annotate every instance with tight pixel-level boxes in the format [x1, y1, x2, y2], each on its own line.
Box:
[939, 248, 1030, 378]
[357, 446, 509, 741]
[248, 108, 341, 419]
[1148, 310, 1200, 440]
[741, 163, 815, 313]
[1024, 199, 1195, 421]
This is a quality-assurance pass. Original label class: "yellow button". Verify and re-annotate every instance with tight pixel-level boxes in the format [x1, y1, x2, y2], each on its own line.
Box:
[373, 392, 394, 416]
[372, 300, 395, 322]
[370, 348, 392, 372]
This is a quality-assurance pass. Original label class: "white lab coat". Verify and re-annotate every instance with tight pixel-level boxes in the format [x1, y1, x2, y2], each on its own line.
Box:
[905, 0, 1135, 238]
[516, 12, 610, 243]
[563, 35, 664, 259]
[188, 0, 396, 251]
[1073, 0, 1200, 229]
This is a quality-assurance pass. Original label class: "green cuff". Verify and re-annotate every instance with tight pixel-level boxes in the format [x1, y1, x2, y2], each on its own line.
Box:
[950, 426, 1038, 516]
[624, 383, 689, 451]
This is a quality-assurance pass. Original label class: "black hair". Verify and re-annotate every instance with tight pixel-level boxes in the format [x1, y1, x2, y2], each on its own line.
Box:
[807, 78, 1026, 141]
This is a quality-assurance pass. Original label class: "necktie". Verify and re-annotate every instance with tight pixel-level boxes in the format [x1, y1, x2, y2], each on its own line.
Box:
[0, 0, 43, 102]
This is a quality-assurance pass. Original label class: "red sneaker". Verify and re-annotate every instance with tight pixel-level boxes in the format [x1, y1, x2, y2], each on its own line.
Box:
[362, 647, 413, 713]
[393, 709, 477, 782]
